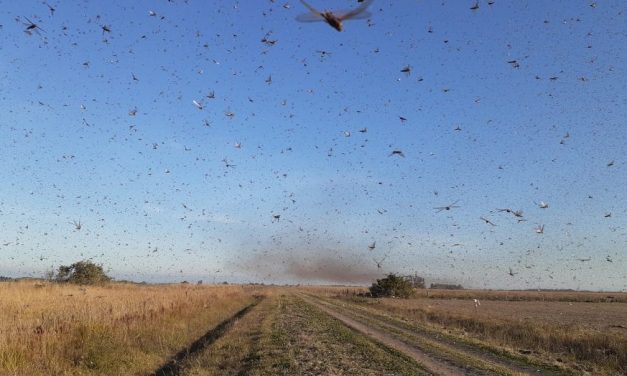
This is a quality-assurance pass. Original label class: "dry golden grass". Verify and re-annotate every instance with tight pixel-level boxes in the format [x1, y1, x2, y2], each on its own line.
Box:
[338, 293, 627, 375]
[0, 280, 262, 376]
[292, 285, 366, 297]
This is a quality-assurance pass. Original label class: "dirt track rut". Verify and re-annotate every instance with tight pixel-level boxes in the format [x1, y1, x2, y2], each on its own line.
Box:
[151, 297, 263, 376]
[301, 295, 565, 376]
[302, 296, 466, 375]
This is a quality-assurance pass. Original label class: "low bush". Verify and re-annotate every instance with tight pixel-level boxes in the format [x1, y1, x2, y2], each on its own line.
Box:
[369, 274, 415, 298]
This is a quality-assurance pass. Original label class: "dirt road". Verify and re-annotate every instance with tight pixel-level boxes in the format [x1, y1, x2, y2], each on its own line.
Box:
[151, 293, 570, 376]
[301, 296, 467, 376]
[300, 295, 567, 376]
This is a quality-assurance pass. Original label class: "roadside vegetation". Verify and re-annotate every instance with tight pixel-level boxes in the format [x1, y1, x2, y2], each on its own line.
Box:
[0, 280, 261, 375]
[369, 273, 416, 298]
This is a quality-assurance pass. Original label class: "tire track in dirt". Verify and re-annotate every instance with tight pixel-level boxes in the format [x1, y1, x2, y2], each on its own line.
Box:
[301, 295, 564, 376]
[300, 295, 469, 376]
[313, 296, 561, 375]
[151, 296, 264, 376]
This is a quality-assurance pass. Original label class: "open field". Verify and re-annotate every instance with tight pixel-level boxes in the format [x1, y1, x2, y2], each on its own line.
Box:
[1, 282, 625, 375]
[330, 291, 627, 375]
[0, 280, 262, 375]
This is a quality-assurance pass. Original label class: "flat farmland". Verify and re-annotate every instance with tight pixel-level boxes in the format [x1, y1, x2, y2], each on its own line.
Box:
[393, 298, 626, 330]
[368, 292, 627, 330]
[1, 282, 625, 375]
[330, 290, 627, 375]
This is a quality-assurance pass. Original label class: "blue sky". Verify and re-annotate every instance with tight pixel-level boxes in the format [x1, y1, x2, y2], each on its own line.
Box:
[0, 0, 625, 290]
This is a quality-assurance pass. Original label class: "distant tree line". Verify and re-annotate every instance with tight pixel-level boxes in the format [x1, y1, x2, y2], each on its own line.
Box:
[430, 283, 464, 290]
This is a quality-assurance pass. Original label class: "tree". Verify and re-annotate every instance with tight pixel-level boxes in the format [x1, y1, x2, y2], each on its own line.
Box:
[55, 260, 111, 285]
[369, 273, 415, 298]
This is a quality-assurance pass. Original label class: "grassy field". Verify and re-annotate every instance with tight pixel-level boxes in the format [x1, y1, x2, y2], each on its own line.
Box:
[1, 281, 625, 375]
[0, 280, 261, 375]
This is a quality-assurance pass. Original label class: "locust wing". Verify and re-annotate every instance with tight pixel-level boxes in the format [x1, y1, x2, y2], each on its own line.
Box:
[337, 0, 374, 21]
[296, 0, 324, 22]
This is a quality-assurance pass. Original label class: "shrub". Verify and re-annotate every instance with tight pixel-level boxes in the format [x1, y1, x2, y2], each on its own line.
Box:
[369, 273, 415, 298]
[55, 260, 111, 285]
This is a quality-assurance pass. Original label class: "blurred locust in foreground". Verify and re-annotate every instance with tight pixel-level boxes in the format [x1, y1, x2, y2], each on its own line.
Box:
[297, 0, 374, 31]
